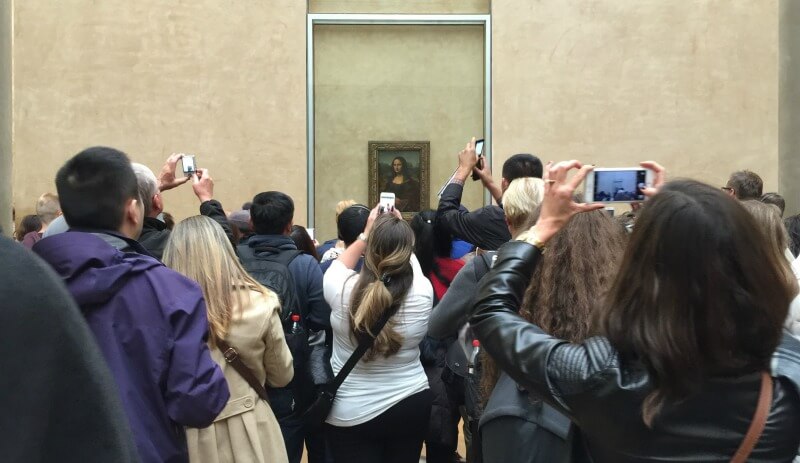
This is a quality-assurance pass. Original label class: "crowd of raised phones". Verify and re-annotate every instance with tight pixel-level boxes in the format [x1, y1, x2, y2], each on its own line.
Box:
[3, 140, 800, 463]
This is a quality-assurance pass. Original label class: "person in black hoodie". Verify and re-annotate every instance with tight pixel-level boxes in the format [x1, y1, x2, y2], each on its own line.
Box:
[0, 235, 140, 462]
[132, 155, 233, 260]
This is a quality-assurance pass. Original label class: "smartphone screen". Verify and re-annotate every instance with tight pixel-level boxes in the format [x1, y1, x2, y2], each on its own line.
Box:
[379, 192, 396, 211]
[591, 169, 648, 202]
[475, 139, 485, 157]
[182, 155, 196, 175]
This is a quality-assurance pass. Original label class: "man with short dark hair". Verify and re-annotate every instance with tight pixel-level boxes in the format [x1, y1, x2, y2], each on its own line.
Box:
[437, 138, 543, 250]
[33, 146, 229, 463]
[724, 170, 763, 200]
[319, 203, 370, 273]
[243, 190, 332, 463]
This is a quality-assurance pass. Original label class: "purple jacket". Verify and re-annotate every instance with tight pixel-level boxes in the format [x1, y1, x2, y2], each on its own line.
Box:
[34, 231, 229, 463]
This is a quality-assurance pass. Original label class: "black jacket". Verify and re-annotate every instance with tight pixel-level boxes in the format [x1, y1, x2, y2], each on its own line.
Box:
[0, 237, 140, 462]
[436, 183, 510, 251]
[471, 241, 800, 463]
[139, 199, 232, 260]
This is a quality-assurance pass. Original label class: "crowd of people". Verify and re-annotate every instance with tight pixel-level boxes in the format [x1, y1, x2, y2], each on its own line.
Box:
[3, 139, 800, 463]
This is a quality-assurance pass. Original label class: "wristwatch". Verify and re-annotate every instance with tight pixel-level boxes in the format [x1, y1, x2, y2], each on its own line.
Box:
[516, 228, 545, 251]
[357, 232, 368, 243]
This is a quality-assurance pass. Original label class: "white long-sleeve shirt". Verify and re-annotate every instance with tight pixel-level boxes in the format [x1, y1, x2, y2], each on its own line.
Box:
[322, 255, 433, 426]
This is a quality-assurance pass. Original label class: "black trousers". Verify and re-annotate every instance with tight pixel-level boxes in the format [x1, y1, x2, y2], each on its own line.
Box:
[325, 389, 433, 463]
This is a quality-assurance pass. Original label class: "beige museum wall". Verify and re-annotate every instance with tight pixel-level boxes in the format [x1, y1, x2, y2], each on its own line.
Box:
[12, 1, 307, 223]
[491, 0, 779, 195]
[313, 25, 484, 241]
[8, 0, 784, 233]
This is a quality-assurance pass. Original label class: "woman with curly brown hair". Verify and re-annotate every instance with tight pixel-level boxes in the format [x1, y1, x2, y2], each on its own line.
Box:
[479, 207, 626, 463]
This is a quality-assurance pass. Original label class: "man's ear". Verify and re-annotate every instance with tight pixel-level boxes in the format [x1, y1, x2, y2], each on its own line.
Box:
[501, 178, 509, 192]
[152, 193, 164, 216]
[284, 220, 294, 236]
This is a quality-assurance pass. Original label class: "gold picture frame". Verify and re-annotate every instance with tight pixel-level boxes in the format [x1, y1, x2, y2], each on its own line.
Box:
[368, 141, 430, 220]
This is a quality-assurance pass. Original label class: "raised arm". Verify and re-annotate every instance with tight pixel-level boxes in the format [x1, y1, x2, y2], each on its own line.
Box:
[192, 168, 235, 247]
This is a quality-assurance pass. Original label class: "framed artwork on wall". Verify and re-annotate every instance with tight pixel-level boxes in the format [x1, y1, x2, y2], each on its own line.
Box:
[368, 141, 430, 219]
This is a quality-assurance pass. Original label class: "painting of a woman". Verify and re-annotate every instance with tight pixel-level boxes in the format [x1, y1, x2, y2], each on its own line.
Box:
[383, 156, 420, 212]
[369, 141, 430, 218]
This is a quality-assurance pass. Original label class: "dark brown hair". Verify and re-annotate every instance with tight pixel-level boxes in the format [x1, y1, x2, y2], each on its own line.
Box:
[349, 214, 415, 361]
[482, 209, 626, 398]
[290, 225, 320, 261]
[599, 180, 797, 425]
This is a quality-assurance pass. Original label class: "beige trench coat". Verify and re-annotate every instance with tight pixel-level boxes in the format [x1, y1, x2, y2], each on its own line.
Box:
[187, 289, 294, 463]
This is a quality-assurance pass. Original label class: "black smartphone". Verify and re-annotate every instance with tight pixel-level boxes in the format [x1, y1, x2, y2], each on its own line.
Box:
[471, 139, 485, 181]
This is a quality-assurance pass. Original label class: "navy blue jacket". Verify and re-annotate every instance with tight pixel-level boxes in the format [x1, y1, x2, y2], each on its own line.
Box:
[248, 234, 331, 331]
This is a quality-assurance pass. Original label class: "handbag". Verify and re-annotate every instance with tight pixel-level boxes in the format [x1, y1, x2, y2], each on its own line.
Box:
[217, 339, 270, 404]
[730, 372, 773, 463]
[300, 309, 394, 429]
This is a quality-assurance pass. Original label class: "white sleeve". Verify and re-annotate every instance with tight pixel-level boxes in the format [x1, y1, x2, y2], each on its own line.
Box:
[323, 260, 357, 312]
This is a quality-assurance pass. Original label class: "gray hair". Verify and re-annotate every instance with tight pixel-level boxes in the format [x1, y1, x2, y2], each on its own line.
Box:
[131, 163, 158, 217]
[36, 193, 61, 225]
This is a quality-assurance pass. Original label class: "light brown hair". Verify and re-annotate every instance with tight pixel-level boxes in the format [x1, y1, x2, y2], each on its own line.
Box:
[349, 214, 415, 361]
[163, 215, 275, 346]
[481, 209, 626, 398]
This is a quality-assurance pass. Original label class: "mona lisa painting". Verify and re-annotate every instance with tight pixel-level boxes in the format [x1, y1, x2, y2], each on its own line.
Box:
[368, 141, 430, 219]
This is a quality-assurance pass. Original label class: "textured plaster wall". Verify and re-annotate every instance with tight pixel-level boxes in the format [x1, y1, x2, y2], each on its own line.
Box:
[309, 0, 489, 14]
[313, 25, 484, 241]
[12, 1, 307, 223]
[492, 1, 779, 196]
[0, 0, 11, 236]
[9, 1, 784, 230]
[780, 0, 800, 216]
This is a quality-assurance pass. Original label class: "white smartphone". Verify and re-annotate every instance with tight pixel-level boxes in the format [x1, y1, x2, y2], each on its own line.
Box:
[583, 167, 655, 204]
[379, 192, 396, 211]
[182, 155, 196, 175]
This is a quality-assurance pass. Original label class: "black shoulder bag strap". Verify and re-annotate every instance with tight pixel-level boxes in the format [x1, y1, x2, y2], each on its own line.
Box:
[217, 339, 270, 404]
[329, 308, 395, 392]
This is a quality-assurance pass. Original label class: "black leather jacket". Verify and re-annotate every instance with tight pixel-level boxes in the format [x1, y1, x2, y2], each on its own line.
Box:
[470, 241, 800, 463]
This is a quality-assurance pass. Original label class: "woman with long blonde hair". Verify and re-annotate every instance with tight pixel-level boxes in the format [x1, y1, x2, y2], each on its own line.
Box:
[163, 215, 293, 463]
[322, 207, 434, 463]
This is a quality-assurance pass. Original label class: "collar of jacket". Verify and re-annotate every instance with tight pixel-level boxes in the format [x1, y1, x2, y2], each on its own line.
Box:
[68, 228, 155, 257]
[248, 234, 297, 250]
[143, 216, 167, 232]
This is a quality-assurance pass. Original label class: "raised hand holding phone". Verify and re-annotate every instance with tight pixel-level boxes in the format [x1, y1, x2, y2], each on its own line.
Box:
[532, 161, 604, 244]
[471, 139, 485, 181]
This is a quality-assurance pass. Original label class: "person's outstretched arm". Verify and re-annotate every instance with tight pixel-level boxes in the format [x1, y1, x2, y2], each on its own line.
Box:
[193, 169, 235, 247]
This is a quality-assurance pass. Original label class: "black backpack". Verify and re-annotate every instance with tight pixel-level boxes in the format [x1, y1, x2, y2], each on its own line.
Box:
[237, 244, 302, 329]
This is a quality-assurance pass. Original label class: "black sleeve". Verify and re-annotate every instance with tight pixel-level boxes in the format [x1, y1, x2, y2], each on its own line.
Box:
[200, 200, 235, 247]
[436, 183, 509, 250]
[0, 238, 140, 463]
